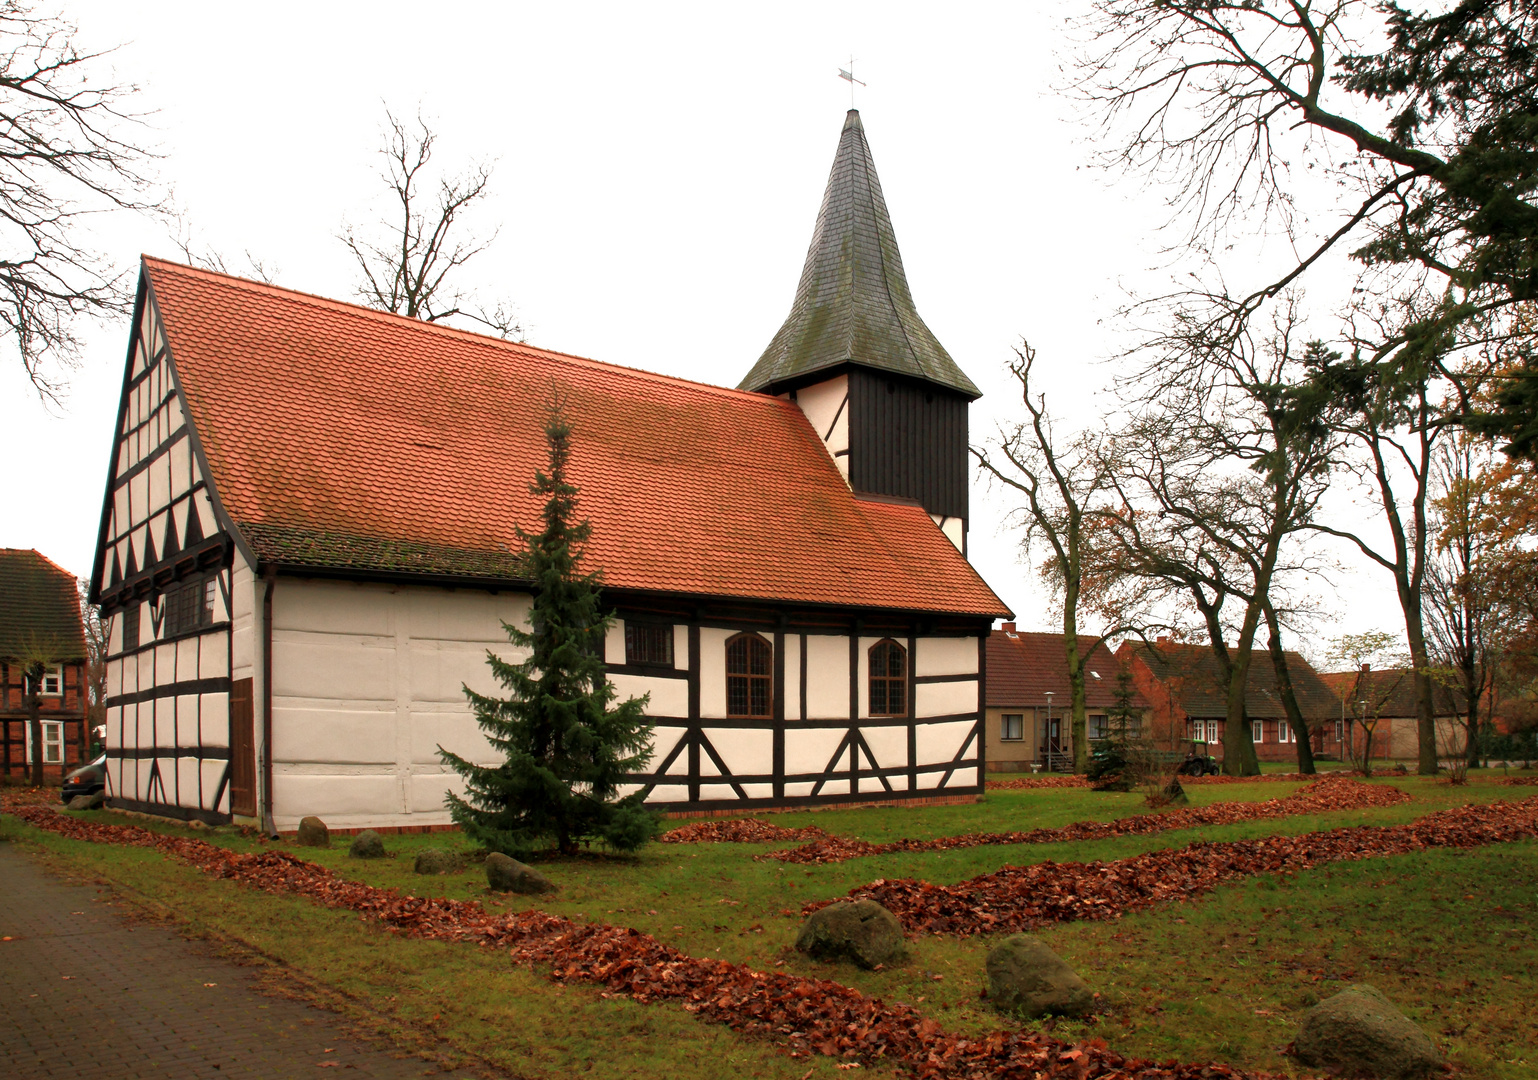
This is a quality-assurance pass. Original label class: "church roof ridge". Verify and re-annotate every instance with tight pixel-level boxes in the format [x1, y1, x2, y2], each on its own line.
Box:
[139, 257, 785, 408]
[739, 111, 980, 399]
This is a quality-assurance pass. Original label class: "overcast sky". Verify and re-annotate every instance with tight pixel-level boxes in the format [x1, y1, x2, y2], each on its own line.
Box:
[0, 1, 1408, 664]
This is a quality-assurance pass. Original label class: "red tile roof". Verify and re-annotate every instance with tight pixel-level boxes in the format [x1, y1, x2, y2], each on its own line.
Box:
[1317, 669, 1465, 719]
[144, 258, 1009, 618]
[985, 631, 1144, 709]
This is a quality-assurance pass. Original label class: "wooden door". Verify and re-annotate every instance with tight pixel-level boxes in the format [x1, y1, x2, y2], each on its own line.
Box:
[229, 677, 256, 817]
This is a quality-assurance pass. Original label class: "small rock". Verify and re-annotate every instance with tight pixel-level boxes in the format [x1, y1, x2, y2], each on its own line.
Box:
[985, 933, 1094, 1018]
[485, 852, 556, 894]
[413, 849, 460, 875]
[795, 899, 906, 969]
[348, 830, 386, 858]
[187, 819, 208, 831]
[295, 816, 329, 847]
[1292, 984, 1443, 1079]
[67, 792, 105, 811]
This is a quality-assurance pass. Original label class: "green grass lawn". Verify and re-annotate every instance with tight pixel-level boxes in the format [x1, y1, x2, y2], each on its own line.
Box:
[5, 773, 1536, 1079]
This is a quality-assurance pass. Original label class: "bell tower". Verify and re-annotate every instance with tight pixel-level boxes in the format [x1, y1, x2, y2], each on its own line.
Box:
[741, 110, 979, 552]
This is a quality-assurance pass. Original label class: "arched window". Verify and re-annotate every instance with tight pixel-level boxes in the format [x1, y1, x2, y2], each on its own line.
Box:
[726, 633, 772, 717]
[868, 639, 907, 716]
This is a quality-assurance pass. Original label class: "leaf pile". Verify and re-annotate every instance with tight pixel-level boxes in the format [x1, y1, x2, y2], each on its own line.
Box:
[6, 804, 1293, 1079]
[1498, 776, 1538, 786]
[814, 795, 1538, 937]
[768, 778, 1409, 865]
[661, 819, 829, 844]
[986, 775, 1091, 790]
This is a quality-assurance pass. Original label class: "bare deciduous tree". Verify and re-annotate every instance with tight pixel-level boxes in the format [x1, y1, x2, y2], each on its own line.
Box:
[340, 108, 519, 338]
[0, 1, 160, 402]
[973, 342, 1125, 773]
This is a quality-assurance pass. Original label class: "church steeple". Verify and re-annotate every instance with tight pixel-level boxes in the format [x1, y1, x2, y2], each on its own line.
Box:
[740, 110, 979, 399]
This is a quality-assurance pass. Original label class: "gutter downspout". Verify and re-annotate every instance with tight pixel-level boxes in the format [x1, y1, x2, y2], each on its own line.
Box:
[261, 566, 277, 838]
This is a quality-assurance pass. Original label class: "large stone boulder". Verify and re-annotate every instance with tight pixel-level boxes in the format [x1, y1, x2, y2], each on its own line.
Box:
[67, 792, 105, 811]
[413, 849, 460, 875]
[1292, 984, 1443, 1079]
[795, 899, 906, 969]
[985, 933, 1095, 1018]
[348, 830, 386, 858]
[295, 816, 329, 847]
[485, 852, 555, 894]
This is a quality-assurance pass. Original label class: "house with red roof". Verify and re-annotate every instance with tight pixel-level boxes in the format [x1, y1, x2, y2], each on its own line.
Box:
[87, 110, 1011, 830]
[985, 626, 1149, 771]
[1, 548, 90, 780]
[1117, 638, 1345, 763]
[1317, 666, 1468, 762]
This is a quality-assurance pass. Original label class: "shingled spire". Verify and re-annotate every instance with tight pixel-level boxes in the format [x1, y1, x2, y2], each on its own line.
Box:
[740, 110, 979, 399]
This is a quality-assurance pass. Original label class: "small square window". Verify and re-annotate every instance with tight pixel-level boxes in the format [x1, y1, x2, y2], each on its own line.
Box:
[37, 664, 63, 697]
[1001, 714, 1023, 741]
[624, 623, 673, 667]
[1089, 714, 1108, 740]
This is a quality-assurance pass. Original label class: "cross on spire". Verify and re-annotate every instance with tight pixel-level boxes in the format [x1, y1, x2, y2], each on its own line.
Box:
[838, 57, 866, 109]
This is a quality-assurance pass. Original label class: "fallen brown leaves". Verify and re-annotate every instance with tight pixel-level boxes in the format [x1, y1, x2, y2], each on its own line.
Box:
[769, 778, 1408, 865]
[1498, 776, 1538, 786]
[985, 776, 1091, 790]
[661, 819, 829, 844]
[5, 803, 1297, 1079]
[813, 795, 1538, 938]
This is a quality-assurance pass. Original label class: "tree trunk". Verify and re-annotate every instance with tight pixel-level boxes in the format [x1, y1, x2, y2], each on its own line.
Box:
[27, 691, 43, 787]
[1406, 611, 1438, 775]
[1064, 618, 1088, 774]
[1220, 607, 1263, 776]
[1264, 605, 1316, 774]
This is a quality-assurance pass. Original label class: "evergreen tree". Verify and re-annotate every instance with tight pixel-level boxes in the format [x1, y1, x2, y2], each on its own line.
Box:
[439, 406, 655, 856]
[1086, 668, 1145, 792]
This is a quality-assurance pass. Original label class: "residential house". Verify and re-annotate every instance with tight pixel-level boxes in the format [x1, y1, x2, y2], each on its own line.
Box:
[1317, 666, 1468, 761]
[1117, 638, 1343, 763]
[985, 625, 1148, 771]
[1, 548, 89, 780]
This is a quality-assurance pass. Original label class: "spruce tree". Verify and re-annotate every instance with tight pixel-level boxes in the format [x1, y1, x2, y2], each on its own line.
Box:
[439, 406, 655, 856]
[1087, 668, 1143, 792]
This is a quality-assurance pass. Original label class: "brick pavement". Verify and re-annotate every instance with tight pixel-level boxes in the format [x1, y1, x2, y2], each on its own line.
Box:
[0, 844, 482, 1079]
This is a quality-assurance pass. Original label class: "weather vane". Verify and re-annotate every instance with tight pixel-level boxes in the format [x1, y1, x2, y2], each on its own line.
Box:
[838, 56, 866, 109]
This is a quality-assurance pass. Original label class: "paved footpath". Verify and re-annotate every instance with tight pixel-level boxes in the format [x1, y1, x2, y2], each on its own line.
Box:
[0, 843, 483, 1079]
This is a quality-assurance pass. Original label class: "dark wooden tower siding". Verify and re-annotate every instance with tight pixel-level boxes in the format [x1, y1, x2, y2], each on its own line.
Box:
[847, 370, 969, 524]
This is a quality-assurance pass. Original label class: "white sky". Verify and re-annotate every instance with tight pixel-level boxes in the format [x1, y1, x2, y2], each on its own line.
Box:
[0, 1, 1413, 665]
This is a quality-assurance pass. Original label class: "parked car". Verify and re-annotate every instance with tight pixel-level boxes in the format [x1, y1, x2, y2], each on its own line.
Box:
[61, 754, 107, 804]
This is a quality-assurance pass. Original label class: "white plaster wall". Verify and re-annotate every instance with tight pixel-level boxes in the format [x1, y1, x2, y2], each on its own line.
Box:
[862, 724, 908, 771]
[915, 636, 978, 677]
[785, 726, 846, 775]
[267, 577, 533, 830]
[698, 627, 731, 719]
[605, 619, 625, 664]
[791, 374, 850, 480]
[610, 672, 688, 718]
[804, 635, 849, 719]
[782, 634, 802, 719]
[673, 625, 688, 670]
[703, 727, 772, 778]
[916, 719, 975, 772]
[917, 679, 977, 718]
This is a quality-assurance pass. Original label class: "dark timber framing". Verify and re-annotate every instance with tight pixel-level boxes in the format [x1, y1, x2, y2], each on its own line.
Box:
[610, 594, 986, 812]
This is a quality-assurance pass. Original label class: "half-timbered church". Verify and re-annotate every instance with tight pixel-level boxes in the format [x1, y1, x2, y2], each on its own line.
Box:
[88, 110, 1010, 830]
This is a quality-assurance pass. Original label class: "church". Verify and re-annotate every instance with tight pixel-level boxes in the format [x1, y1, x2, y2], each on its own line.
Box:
[87, 110, 1011, 831]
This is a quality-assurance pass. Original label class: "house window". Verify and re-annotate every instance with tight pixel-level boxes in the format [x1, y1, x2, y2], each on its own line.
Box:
[1089, 714, 1108, 740]
[1279, 721, 1293, 743]
[1252, 719, 1264, 743]
[163, 575, 216, 637]
[42, 721, 63, 764]
[624, 623, 673, 667]
[122, 603, 141, 652]
[1335, 720, 1344, 741]
[725, 633, 772, 718]
[868, 639, 907, 716]
[35, 664, 63, 697]
[1001, 713, 1023, 741]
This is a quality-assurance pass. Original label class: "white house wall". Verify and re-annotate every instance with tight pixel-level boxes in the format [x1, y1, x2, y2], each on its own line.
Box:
[98, 293, 238, 824]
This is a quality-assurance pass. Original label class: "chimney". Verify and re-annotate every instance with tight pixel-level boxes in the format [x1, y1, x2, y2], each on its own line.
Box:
[1002, 622, 1016, 633]
[1361, 662, 1371, 673]
[1156, 635, 1170, 645]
